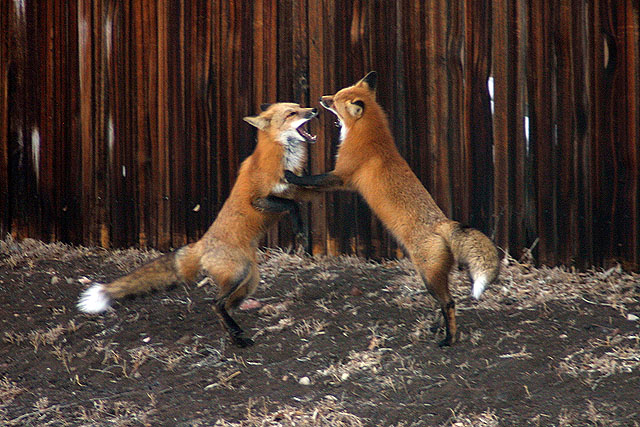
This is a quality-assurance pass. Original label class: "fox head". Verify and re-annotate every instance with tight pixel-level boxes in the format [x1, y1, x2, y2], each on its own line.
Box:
[244, 103, 318, 145]
[319, 71, 377, 141]
[243, 102, 318, 174]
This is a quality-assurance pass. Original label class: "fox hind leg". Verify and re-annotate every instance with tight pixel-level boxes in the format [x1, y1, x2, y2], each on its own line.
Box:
[203, 253, 259, 348]
[416, 238, 457, 346]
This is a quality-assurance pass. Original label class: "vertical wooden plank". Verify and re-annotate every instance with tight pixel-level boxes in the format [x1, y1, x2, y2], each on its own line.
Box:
[612, 0, 639, 268]
[527, 0, 557, 265]
[367, 0, 400, 259]
[191, 0, 215, 243]
[217, 1, 242, 214]
[623, 0, 639, 268]
[291, 0, 312, 251]
[464, 0, 494, 236]
[447, 1, 468, 225]
[253, 0, 278, 250]
[308, 0, 332, 255]
[0, 0, 12, 237]
[105, 0, 123, 247]
[57, 0, 81, 244]
[133, 0, 151, 248]
[428, 0, 452, 217]
[95, 0, 113, 248]
[568, 0, 593, 268]
[514, 0, 537, 261]
[38, 1, 54, 241]
[16, 1, 41, 240]
[591, 0, 618, 266]
[175, 0, 215, 246]
[166, 0, 186, 248]
[155, 0, 171, 249]
[492, 0, 511, 250]
[78, 0, 93, 245]
[401, 0, 428, 201]
[62, 3, 82, 244]
[321, 0, 358, 256]
[212, 0, 224, 213]
[491, 0, 537, 260]
[269, 0, 311, 249]
[553, 0, 579, 265]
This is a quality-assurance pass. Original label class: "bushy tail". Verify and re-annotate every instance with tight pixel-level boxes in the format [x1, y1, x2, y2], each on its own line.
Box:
[437, 221, 500, 299]
[77, 244, 201, 314]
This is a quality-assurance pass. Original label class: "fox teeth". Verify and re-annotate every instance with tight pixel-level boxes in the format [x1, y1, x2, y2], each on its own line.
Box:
[296, 124, 317, 142]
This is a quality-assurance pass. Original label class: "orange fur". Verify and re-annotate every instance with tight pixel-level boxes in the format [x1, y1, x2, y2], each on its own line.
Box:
[78, 103, 318, 347]
[291, 73, 500, 345]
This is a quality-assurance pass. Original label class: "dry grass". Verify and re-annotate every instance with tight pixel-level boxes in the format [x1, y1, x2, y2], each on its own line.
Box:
[1, 237, 639, 426]
[559, 333, 640, 388]
[449, 409, 499, 427]
[214, 396, 366, 427]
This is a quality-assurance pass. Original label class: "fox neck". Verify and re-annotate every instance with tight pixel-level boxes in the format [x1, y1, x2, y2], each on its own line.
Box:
[251, 131, 307, 196]
[339, 111, 394, 156]
[280, 135, 307, 173]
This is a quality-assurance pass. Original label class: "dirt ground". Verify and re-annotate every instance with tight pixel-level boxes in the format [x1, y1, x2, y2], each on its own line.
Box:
[1, 237, 639, 426]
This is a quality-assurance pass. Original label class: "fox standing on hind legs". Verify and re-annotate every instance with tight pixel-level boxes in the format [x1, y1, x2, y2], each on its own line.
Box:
[286, 72, 500, 346]
[78, 103, 319, 348]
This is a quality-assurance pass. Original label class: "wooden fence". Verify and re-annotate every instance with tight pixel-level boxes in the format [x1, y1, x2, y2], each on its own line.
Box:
[1, 1, 638, 270]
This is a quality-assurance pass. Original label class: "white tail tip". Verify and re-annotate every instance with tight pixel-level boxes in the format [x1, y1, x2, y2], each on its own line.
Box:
[471, 275, 489, 300]
[77, 283, 112, 313]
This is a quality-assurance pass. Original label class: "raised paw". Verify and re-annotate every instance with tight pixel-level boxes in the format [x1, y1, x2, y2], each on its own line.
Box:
[284, 170, 300, 184]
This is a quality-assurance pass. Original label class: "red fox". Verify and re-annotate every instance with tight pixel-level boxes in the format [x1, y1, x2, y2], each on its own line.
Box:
[78, 103, 318, 347]
[286, 72, 500, 346]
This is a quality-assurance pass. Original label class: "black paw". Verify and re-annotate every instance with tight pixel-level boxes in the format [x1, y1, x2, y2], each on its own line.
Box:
[284, 170, 300, 184]
[438, 337, 452, 347]
[438, 333, 457, 347]
[232, 335, 255, 348]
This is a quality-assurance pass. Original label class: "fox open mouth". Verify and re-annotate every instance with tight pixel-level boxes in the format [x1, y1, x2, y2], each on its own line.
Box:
[296, 123, 317, 143]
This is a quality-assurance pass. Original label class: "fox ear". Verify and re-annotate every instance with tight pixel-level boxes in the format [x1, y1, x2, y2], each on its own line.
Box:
[346, 100, 365, 118]
[243, 115, 269, 130]
[260, 103, 272, 112]
[355, 71, 377, 93]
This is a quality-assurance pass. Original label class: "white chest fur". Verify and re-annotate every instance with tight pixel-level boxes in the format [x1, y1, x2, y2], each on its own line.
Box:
[270, 136, 307, 196]
[281, 137, 307, 172]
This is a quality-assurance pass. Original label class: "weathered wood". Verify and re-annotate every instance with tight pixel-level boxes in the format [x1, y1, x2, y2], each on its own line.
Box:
[527, 1, 557, 265]
[465, 0, 494, 237]
[308, 0, 331, 255]
[1, 0, 638, 270]
[1, 1, 13, 237]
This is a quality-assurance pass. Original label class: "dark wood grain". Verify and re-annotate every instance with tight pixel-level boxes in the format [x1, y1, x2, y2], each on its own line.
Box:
[0, 0, 638, 270]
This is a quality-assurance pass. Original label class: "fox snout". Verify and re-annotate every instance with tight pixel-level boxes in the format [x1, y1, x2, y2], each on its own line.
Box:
[306, 108, 319, 119]
[319, 96, 334, 109]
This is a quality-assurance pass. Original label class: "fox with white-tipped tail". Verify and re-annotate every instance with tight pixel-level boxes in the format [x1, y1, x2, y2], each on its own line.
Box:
[286, 72, 500, 346]
[78, 102, 319, 347]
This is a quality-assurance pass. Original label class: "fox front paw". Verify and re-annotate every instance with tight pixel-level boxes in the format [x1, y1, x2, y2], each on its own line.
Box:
[284, 170, 301, 184]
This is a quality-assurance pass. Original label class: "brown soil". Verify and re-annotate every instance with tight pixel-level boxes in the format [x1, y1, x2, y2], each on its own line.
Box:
[1, 237, 639, 426]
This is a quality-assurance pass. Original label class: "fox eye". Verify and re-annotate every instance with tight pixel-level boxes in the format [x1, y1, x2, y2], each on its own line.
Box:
[352, 100, 365, 109]
[287, 111, 296, 118]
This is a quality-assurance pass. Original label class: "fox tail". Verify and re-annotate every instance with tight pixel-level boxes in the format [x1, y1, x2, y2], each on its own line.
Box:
[437, 221, 500, 299]
[77, 244, 201, 313]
